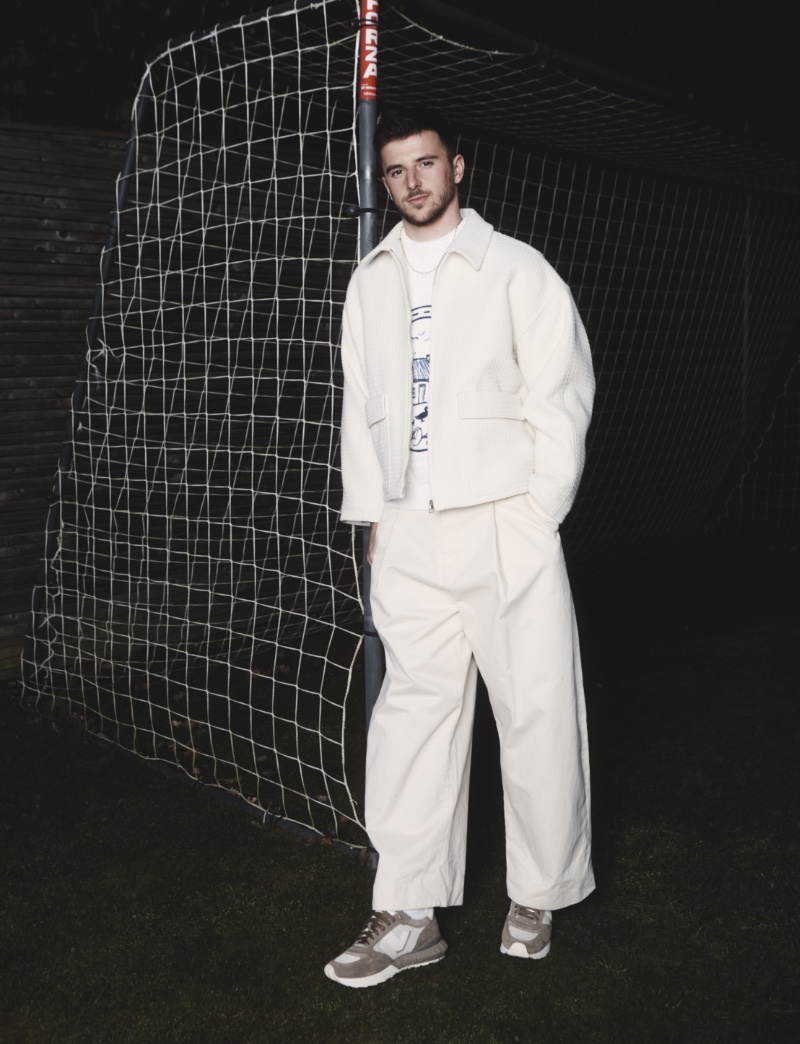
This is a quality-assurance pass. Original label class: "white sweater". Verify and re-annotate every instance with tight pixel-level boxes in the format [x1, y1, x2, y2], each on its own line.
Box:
[339, 209, 595, 525]
[396, 222, 461, 510]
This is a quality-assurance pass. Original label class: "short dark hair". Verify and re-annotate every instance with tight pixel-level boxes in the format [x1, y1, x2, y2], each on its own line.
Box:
[373, 108, 458, 162]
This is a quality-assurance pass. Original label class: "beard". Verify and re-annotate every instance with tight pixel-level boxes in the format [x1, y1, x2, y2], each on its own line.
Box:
[396, 168, 458, 227]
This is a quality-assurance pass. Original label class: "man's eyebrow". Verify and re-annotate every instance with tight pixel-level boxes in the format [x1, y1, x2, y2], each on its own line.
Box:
[384, 153, 441, 173]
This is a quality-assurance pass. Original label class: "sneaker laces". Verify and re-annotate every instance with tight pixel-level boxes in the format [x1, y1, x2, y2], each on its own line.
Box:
[356, 910, 397, 945]
[514, 904, 544, 923]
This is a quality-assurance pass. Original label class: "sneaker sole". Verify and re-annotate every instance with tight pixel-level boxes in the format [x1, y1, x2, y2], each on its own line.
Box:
[324, 939, 448, 988]
[500, 940, 551, 960]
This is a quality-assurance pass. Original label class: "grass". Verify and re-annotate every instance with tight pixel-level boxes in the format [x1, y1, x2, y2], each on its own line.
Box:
[1, 534, 798, 1043]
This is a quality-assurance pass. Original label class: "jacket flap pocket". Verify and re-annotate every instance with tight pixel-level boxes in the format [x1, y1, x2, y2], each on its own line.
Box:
[458, 391, 524, 420]
[365, 393, 387, 427]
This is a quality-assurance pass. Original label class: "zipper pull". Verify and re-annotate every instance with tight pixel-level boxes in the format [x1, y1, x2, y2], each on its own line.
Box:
[429, 499, 434, 513]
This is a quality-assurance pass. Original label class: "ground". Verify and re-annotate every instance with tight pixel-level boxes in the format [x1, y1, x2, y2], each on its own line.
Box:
[2, 533, 798, 1042]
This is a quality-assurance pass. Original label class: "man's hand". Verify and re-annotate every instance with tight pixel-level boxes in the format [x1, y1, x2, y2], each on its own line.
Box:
[367, 521, 378, 565]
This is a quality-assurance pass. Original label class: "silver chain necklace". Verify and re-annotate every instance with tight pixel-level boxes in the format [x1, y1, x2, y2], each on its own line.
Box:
[399, 237, 443, 275]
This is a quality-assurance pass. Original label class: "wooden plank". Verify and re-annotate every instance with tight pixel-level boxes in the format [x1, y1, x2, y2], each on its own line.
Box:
[0, 369, 83, 385]
[0, 319, 88, 331]
[0, 617, 31, 642]
[0, 465, 57, 491]
[1, 307, 91, 320]
[0, 146, 125, 175]
[2, 386, 78, 402]
[0, 418, 69, 438]
[0, 196, 117, 219]
[0, 120, 127, 147]
[0, 217, 109, 242]
[0, 468, 59, 491]
[1, 298, 94, 311]
[0, 369, 81, 386]
[0, 604, 35, 629]
[0, 482, 56, 503]
[0, 213, 111, 232]
[0, 652, 26, 683]
[3, 273, 102, 288]
[1, 561, 44, 590]
[0, 230, 106, 249]
[0, 242, 102, 259]
[0, 359, 83, 374]
[0, 407, 76, 429]
[0, 331, 89, 346]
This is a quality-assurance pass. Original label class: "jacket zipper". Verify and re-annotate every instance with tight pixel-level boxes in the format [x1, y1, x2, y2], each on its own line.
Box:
[427, 254, 446, 515]
[391, 250, 414, 495]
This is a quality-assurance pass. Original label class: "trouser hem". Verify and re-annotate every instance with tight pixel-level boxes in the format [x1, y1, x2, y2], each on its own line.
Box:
[507, 870, 597, 912]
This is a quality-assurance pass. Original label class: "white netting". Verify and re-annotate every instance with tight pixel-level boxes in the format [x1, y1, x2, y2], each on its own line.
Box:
[22, 0, 800, 847]
[710, 349, 800, 543]
[23, 1, 368, 844]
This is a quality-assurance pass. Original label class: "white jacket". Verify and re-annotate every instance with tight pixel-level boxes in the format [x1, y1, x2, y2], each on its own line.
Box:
[339, 209, 594, 525]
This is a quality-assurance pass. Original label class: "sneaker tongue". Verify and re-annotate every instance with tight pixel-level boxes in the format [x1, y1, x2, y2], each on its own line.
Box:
[517, 905, 540, 920]
[358, 910, 395, 943]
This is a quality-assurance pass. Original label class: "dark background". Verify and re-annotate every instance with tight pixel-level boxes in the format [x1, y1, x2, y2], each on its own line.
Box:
[1, 7, 797, 1037]
[1, 0, 796, 156]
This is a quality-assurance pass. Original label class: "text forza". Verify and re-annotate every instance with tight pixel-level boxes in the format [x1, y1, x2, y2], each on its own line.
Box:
[359, 0, 378, 100]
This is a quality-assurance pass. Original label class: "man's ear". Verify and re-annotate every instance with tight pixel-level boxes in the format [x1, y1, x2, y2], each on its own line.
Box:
[453, 154, 465, 185]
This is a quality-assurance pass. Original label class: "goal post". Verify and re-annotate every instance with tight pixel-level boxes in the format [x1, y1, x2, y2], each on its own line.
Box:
[19, 0, 800, 854]
[355, 0, 386, 732]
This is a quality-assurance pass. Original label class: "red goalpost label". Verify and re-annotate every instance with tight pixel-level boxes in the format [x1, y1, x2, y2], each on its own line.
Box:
[359, 0, 378, 101]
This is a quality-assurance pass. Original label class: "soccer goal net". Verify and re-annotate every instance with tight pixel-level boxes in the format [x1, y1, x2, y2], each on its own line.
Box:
[21, 0, 800, 850]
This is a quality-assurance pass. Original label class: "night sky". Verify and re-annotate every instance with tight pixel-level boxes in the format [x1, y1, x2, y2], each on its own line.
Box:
[1, 0, 796, 157]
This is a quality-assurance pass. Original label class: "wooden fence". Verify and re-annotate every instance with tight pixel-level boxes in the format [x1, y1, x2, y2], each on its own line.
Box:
[0, 121, 126, 681]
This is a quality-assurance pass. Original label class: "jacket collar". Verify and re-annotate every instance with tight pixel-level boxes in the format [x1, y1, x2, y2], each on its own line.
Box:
[364, 208, 494, 271]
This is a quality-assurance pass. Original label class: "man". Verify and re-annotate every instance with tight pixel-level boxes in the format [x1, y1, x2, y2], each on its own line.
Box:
[325, 109, 595, 988]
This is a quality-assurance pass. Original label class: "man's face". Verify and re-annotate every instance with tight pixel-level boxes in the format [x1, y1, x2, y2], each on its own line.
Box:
[380, 130, 464, 230]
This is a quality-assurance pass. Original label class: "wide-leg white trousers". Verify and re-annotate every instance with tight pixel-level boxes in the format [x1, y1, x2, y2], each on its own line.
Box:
[366, 493, 595, 911]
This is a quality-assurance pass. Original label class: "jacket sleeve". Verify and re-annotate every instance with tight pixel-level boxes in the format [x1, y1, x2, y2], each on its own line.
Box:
[518, 277, 595, 523]
[339, 287, 385, 525]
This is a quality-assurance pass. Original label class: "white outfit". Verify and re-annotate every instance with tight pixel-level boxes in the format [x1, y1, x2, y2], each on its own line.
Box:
[339, 208, 596, 912]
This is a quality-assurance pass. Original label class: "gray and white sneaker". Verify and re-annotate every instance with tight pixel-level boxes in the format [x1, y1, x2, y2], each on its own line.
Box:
[324, 910, 447, 988]
[500, 903, 552, 959]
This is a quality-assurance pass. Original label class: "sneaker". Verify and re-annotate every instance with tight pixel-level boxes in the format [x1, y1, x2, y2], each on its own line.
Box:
[500, 903, 552, 959]
[324, 910, 447, 988]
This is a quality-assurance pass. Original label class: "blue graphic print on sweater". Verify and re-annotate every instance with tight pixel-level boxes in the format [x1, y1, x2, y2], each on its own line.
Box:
[411, 303, 431, 453]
